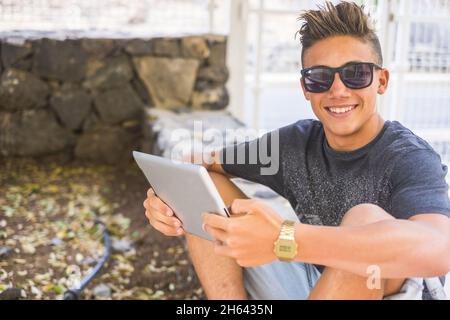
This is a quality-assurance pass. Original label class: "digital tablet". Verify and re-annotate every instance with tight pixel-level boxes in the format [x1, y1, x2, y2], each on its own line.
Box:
[133, 151, 230, 241]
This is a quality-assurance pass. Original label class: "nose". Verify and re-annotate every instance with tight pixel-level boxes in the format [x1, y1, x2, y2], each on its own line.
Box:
[328, 72, 351, 98]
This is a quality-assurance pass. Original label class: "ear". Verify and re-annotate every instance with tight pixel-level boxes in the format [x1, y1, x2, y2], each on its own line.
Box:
[377, 68, 390, 95]
[300, 78, 311, 101]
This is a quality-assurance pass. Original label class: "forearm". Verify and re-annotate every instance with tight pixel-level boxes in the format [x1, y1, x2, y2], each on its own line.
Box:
[295, 219, 449, 278]
[204, 150, 235, 178]
[207, 161, 229, 176]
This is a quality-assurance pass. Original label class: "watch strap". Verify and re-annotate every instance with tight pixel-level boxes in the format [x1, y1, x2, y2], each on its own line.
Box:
[279, 220, 296, 240]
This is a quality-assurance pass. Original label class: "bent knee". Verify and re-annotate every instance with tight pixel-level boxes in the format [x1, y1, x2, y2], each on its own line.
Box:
[340, 203, 395, 227]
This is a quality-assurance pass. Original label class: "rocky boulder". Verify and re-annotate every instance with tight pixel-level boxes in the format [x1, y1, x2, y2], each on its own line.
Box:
[152, 38, 181, 57]
[33, 39, 88, 82]
[83, 56, 133, 91]
[181, 37, 210, 60]
[50, 84, 92, 131]
[195, 66, 229, 91]
[81, 38, 115, 58]
[207, 36, 227, 67]
[0, 109, 75, 156]
[93, 84, 144, 124]
[75, 125, 136, 164]
[1, 41, 33, 70]
[133, 57, 199, 109]
[0, 68, 49, 111]
[191, 87, 229, 110]
[123, 39, 154, 56]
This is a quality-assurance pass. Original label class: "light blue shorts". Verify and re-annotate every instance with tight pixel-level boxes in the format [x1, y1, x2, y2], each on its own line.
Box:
[243, 260, 431, 300]
[242, 205, 320, 300]
[242, 207, 436, 300]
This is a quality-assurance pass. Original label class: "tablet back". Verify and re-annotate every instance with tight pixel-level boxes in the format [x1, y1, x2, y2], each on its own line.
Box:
[133, 151, 229, 241]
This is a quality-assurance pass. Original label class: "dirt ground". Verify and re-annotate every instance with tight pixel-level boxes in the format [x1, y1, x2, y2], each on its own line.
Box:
[0, 157, 205, 300]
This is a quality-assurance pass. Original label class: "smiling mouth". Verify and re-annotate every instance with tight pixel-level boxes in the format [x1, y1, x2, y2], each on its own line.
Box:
[325, 104, 359, 116]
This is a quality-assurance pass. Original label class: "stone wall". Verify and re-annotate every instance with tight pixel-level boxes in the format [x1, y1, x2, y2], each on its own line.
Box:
[0, 35, 229, 164]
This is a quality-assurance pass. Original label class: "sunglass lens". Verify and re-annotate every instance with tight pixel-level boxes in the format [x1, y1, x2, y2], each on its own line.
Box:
[341, 63, 373, 89]
[304, 68, 333, 93]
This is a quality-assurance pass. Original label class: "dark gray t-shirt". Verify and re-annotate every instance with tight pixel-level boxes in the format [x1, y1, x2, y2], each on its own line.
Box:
[220, 120, 450, 226]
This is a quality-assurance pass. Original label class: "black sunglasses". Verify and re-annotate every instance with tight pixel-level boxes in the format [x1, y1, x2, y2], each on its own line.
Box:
[301, 62, 382, 93]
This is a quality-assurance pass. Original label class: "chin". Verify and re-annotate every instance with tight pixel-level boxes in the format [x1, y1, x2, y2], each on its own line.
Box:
[329, 128, 357, 137]
[326, 122, 361, 138]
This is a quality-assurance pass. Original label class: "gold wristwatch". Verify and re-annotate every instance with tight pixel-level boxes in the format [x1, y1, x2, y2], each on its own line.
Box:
[274, 220, 298, 262]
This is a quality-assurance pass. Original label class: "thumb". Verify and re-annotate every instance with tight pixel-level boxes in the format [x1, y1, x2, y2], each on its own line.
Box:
[227, 206, 246, 218]
[229, 199, 258, 217]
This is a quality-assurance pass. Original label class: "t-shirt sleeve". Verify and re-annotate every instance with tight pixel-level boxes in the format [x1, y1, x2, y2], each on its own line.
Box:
[390, 149, 450, 219]
[218, 128, 285, 197]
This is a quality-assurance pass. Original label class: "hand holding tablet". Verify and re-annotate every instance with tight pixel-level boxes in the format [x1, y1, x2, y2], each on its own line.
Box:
[144, 187, 184, 237]
[134, 151, 230, 241]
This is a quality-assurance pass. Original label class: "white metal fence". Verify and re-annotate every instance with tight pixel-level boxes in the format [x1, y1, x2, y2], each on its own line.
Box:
[374, 0, 450, 172]
[0, 0, 229, 36]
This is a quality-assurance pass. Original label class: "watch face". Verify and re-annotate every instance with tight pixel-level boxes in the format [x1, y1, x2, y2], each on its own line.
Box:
[274, 239, 298, 260]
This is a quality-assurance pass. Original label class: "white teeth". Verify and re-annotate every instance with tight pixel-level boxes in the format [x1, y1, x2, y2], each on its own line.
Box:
[328, 105, 357, 114]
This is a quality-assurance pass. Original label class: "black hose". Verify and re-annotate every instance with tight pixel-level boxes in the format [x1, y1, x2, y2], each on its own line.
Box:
[63, 220, 111, 300]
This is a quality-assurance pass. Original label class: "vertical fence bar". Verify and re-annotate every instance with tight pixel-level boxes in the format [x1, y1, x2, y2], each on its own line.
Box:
[208, 0, 215, 33]
[226, 0, 248, 120]
[391, 0, 411, 123]
[252, 0, 264, 130]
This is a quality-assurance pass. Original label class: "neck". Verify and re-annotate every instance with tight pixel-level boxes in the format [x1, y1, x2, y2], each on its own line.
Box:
[325, 114, 385, 152]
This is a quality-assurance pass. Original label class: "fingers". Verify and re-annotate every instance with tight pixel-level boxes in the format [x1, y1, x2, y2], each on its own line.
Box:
[148, 215, 184, 236]
[144, 189, 173, 216]
[144, 188, 182, 236]
[203, 213, 230, 232]
[203, 224, 227, 243]
[230, 199, 257, 216]
[145, 209, 181, 229]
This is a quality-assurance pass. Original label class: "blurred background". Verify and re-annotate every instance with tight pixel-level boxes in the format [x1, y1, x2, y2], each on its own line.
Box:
[0, 0, 448, 136]
[0, 0, 449, 300]
[1, 0, 448, 169]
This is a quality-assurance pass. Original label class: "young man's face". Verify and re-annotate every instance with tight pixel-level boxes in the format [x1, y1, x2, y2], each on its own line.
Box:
[301, 35, 389, 143]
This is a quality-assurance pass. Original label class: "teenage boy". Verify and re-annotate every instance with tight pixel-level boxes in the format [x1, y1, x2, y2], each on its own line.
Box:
[143, 2, 450, 299]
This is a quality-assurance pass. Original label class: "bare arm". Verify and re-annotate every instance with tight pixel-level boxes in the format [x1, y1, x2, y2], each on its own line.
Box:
[203, 200, 450, 279]
[196, 150, 234, 178]
[295, 213, 450, 278]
